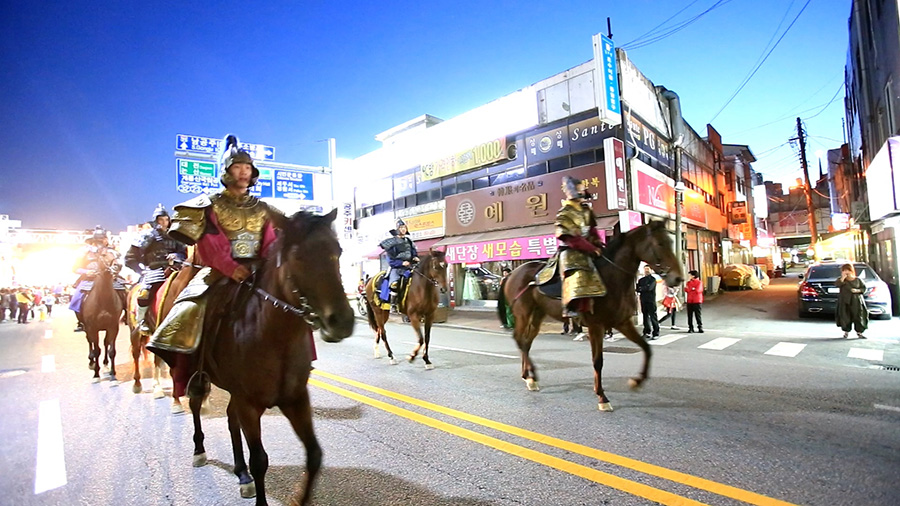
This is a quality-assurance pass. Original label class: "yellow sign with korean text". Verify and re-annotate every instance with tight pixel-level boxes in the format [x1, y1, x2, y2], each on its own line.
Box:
[420, 138, 507, 181]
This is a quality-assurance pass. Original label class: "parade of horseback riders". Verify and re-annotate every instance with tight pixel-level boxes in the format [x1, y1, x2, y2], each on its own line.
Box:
[40, 132, 691, 505]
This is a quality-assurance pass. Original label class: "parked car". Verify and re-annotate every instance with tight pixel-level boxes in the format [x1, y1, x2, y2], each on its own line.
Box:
[797, 262, 892, 319]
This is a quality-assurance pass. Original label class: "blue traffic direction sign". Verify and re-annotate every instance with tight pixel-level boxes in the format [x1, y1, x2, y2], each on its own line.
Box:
[175, 158, 219, 194]
[176, 134, 275, 161]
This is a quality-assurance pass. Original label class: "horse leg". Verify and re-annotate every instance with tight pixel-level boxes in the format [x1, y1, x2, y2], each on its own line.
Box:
[281, 396, 322, 506]
[88, 331, 101, 383]
[130, 327, 143, 393]
[151, 356, 166, 399]
[407, 312, 424, 364]
[517, 313, 542, 391]
[616, 320, 652, 389]
[224, 399, 256, 498]
[586, 319, 613, 411]
[189, 393, 207, 467]
[378, 312, 396, 364]
[232, 400, 269, 506]
[421, 312, 434, 370]
[106, 327, 119, 386]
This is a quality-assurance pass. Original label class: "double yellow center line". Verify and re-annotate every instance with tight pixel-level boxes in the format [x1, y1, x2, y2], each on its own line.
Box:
[310, 370, 797, 506]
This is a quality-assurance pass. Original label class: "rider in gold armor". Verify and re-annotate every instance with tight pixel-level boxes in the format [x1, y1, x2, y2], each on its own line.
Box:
[148, 135, 283, 406]
[555, 176, 607, 318]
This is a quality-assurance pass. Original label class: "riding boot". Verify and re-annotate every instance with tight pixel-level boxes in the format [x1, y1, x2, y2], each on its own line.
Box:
[389, 292, 399, 313]
[74, 313, 84, 332]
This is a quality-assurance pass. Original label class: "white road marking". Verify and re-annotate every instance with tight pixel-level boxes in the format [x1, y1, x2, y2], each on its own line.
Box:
[44, 330, 53, 339]
[848, 348, 884, 361]
[874, 404, 900, 413]
[698, 337, 741, 350]
[764, 342, 807, 357]
[41, 355, 55, 373]
[35, 399, 67, 494]
[402, 342, 518, 359]
[649, 335, 686, 346]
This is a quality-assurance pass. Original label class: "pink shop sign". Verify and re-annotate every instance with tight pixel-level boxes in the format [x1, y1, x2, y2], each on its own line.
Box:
[445, 235, 559, 264]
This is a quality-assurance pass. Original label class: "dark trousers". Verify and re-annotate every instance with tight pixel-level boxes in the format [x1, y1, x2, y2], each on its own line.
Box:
[641, 305, 659, 336]
[687, 303, 703, 330]
[659, 307, 677, 326]
[17, 303, 29, 323]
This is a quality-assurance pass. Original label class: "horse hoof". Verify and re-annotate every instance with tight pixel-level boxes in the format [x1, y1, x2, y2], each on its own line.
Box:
[91, 377, 100, 384]
[598, 402, 614, 412]
[192, 452, 207, 467]
[407, 355, 415, 363]
[240, 480, 256, 498]
[132, 382, 142, 394]
[170, 402, 184, 414]
[524, 378, 540, 391]
[424, 363, 434, 370]
[109, 379, 120, 387]
[152, 387, 165, 399]
[627, 378, 642, 390]
[389, 358, 398, 365]
[374, 346, 381, 359]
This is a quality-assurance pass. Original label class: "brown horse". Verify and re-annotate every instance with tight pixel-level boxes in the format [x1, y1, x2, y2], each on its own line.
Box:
[125, 262, 191, 398]
[179, 209, 354, 506]
[363, 250, 448, 368]
[497, 221, 683, 411]
[80, 254, 125, 384]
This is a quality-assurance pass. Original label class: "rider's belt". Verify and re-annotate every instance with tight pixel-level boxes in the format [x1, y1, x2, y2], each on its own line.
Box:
[230, 232, 261, 259]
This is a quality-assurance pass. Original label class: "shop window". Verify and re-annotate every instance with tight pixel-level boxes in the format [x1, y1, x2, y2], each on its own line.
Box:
[473, 176, 490, 189]
[570, 150, 595, 168]
[526, 163, 546, 178]
[442, 183, 458, 197]
[456, 179, 473, 193]
[405, 194, 417, 208]
[427, 188, 441, 202]
[394, 198, 404, 210]
[548, 156, 569, 173]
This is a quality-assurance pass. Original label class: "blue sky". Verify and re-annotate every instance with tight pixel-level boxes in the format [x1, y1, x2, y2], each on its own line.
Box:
[1, 0, 849, 230]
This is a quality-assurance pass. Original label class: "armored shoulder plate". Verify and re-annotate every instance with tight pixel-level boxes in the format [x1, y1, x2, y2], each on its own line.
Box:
[133, 229, 155, 249]
[169, 194, 212, 245]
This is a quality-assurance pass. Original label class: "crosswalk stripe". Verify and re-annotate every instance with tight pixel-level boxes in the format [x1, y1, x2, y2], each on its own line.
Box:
[698, 338, 741, 350]
[649, 335, 686, 346]
[764, 342, 807, 357]
[41, 355, 55, 373]
[848, 348, 884, 361]
[43, 330, 53, 339]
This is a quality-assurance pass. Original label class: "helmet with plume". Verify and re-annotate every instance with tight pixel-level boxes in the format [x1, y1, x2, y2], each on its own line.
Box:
[396, 219, 406, 228]
[152, 203, 169, 221]
[218, 134, 259, 187]
[88, 225, 109, 244]
[562, 176, 586, 200]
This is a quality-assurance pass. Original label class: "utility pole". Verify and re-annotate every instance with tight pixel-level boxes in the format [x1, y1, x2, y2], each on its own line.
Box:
[796, 117, 818, 256]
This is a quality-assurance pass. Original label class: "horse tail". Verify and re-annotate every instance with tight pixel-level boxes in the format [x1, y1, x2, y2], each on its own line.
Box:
[364, 291, 378, 332]
[497, 276, 509, 326]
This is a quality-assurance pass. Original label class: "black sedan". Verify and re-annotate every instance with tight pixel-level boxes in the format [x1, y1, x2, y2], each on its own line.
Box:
[797, 262, 892, 319]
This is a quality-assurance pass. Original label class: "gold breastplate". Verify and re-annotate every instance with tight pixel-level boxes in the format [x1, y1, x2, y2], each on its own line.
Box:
[211, 192, 268, 259]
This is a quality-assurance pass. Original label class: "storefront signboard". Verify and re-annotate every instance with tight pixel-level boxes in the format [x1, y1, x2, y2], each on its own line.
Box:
[631, 160, 707, 227]
[618, 210, 642, 232]
[525, 124, 569, 164]
[445, 162, 611, 235]
[604, 137, 627, 210]
[445, 235, 558, 264]
[421, 137, 508, 181]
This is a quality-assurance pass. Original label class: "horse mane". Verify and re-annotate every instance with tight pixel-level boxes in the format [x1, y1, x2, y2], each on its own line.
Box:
[413, 250, 445, 274]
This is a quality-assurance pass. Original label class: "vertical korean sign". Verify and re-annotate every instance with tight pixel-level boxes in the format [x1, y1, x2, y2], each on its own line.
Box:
[592, 33, 622, 127]
[604, 137, 627, 210]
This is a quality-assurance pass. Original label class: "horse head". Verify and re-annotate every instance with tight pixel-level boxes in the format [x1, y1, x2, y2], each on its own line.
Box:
[634, 221, 684, 287]
[420, 248, 449, 294]
[273, 208, 355, 343]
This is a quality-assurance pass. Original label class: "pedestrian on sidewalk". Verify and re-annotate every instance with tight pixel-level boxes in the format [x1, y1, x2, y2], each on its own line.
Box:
[636, 265, 659, 339]
[659, 285, 681, 329]
[835, 263, 868, 339]
[685, 270, 704, 333]
[16, 287, 33, 324]
[500, 267, 514, 330]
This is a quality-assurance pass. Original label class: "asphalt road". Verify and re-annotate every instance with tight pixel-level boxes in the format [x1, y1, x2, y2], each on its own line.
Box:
[1, 279, 898, 506]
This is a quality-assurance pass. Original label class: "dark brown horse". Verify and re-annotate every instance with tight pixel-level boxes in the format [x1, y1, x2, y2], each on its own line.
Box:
[497, 221, 683, 411]
[363, 250, 448, 368]
[80, 253, 125, 384]
[181, 209, 354, 506]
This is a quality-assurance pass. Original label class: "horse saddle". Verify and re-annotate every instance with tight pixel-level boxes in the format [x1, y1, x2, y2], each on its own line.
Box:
[372, 270, 411, 311]
[534, 254, 562, 300]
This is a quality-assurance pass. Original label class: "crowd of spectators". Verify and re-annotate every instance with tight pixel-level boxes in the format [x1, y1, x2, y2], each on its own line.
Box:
[0, 285, 67, 324]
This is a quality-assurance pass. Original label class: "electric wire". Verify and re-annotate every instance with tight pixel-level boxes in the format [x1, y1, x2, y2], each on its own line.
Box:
[802, 83, 844, 120]
[622, 0, 734, 50]
[622, 0, 703, 47]
[708, 0, 813, 123]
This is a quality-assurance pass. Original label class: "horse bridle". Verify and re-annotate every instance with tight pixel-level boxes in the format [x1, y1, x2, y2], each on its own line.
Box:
[411, 257, 444, 288]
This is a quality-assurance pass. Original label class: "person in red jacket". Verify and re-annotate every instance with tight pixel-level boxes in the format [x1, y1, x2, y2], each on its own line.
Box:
[685, 270, 704, 333]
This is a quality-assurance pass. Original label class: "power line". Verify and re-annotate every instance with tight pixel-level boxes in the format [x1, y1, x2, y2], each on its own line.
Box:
[623, 0, 702, 47]
[708, 0, 813, 123]
[622, 0, 734, 50]
[802, 83, 844, 120]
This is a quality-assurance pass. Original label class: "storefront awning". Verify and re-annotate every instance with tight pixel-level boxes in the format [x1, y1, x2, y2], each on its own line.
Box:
[433, 224, 556, 248]
[362, 237, 444, 260]
[595, 215, 619, 230]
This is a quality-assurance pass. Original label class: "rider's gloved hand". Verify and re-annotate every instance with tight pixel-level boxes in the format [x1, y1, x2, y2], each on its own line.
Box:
[231, 265, 251, 283]
[402, 261, 410, 267]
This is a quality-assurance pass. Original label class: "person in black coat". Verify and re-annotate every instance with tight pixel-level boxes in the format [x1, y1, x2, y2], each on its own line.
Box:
[635, 265, 659, 339]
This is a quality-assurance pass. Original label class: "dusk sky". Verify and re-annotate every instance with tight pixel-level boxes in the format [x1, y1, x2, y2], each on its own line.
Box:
[2, 0, 848, 231]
